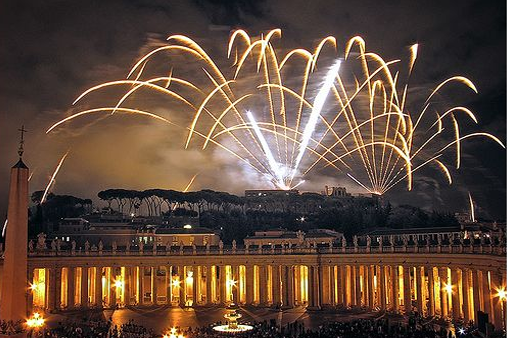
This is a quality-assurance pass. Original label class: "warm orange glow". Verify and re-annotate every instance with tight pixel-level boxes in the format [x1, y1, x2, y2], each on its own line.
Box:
[113, 279, 124, 289]
[444, 283, 453, 294]
[26, 312, 44, 328]
[496, 288, 507, 301]
[172, 279, 181, 288]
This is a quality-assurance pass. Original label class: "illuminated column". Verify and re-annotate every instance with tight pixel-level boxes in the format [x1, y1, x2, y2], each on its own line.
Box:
[231, 265, 239, 304]
[151, 267, 158, 305]
[259, 265, 268, 306]
[403, 266, 411, 313]
[388, 266, 395, 310]
[490, 271, 503, 330]
[166, 266, 173, 305]
[245, 265, 254, 305]
[427, 267, 435, 316]
[416, 266, 424, 316]
[337, 265, 345, 306]
[439, 267, 448, 317]
[95, 267, 103, 307]
[110, 268, 117, 307]
[393, 266, 400, 312]
[481, 270, 492, 318]
[81, 267, 89, 308]
[139, 267, 145, 305]
[272, 265, 281, 307]
[461, 268, 470, 322]
[329, 266, 336, 306]
[192, 266, 199, 306]
[179, 266, 186, 307]
[451, 268, 460, 320]
[348, 266, 355, 306]
[205, 265, 212, 305]
[379, 266, 386, 310]
[354, 266, 361, 307]
[124, 267, 131, 306]
[472, 269, 481, 321]
[367, 265, 375, 309]
[68, 267, 75, 308]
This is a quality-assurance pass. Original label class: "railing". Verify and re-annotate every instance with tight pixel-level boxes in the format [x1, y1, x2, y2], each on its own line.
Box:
[23, 241, 506, 258]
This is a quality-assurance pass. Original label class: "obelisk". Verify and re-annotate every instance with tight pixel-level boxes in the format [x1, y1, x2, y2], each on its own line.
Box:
[0, 127, 29, 337]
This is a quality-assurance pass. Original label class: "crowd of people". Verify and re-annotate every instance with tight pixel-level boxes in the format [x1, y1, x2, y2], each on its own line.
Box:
[24, 315, 495, 338]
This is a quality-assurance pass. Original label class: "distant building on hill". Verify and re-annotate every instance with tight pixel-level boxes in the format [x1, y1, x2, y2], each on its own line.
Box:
[244, 189, 299, 198]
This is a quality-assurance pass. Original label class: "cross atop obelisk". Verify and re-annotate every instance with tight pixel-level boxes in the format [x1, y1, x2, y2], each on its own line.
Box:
[17, 125, 27, 158]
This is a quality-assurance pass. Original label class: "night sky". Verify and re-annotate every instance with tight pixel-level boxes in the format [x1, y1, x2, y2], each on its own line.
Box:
[0, 0, 505, 220]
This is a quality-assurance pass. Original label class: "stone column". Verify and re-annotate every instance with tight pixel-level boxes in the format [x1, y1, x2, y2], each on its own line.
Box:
[81, 267, 89, 308]
[379, 265, 387, 310]
[481, 270, 492, 319]
[218, 265, 227, 305]
[367, 265, 375, 309]
[490, 271, 504, 330]
[307, 265, 321, 310]
[151, 267, 158, 305]
[393, 265, 400, 312]
[179, 266, 186, 307]
[47, 268, 57, 311]
[259, 265, 268, 306]
[139, 267, 145, 305]
[403, 266, 411, 313]
[67, 267, 75, 308]
[451, 268, 460, 320]
[192, 266, 199, 306]
[329, 266, 336, 306]
[439, 267, 448, 317]
[110, 268, 117, 308]
[354, 265, 361, 307]
[167, 266, 173, 305]
[282, 265, 295, 308]
[427, 267, 435, 316]
[272, 265, 281, 307]
[416, 266, 424, 316]
[245, 265, 254, 305]
[27, 268, 34, 313]
[472, 269, 481, 321]
[337, 265, 345, 306]
[388, 265, 397, 311]
[124, 267, 131, 306]
[95, 267, 103, 308]
[204, 265, 212, 305]
[461, 268, 470, 323]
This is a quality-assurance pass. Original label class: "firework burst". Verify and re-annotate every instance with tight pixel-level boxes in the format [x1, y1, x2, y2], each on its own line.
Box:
[48, 30, 504, 194]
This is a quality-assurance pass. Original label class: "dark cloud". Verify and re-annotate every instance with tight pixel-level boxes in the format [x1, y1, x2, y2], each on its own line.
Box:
[0, 0, 504, 219]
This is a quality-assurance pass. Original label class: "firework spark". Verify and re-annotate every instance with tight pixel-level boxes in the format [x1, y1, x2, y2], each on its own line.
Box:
[48, 30, 505, 194]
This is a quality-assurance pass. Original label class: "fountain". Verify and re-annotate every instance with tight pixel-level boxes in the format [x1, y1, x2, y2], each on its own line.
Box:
[212, 306, 253, 333]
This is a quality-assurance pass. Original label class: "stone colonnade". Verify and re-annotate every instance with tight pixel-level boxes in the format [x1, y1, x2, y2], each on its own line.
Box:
[26, 253, 506, 330]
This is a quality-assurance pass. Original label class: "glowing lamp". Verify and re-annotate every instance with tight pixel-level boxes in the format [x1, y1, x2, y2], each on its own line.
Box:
[26, 312, 44, 329]
[496, 288, 507, 301]
[444, 283, 453, 294]
[113, 279, 124, 289]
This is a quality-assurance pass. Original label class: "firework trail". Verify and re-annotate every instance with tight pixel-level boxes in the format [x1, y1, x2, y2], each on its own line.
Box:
[41, 151, 69, 203]
[183, 173, 199, 192]
[48, 30, 505, 194]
